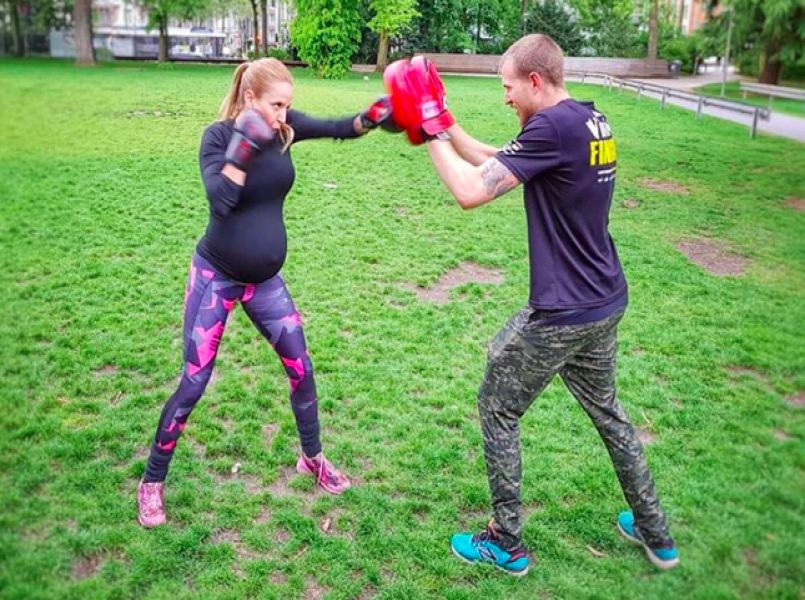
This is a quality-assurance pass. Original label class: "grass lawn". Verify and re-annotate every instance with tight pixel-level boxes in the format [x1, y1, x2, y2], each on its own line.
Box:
[1, 58, 804, 600]
[695, 80, 805, 118]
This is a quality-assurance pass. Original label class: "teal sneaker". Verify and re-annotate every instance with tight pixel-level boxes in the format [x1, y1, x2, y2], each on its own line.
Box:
[450, 525, 530, 577]
[617, 511, 679, 570]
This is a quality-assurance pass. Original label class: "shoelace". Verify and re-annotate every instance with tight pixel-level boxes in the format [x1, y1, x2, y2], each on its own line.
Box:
[142, 485, 162, 514]
[472, 528, 525, 562]
[471, 528, 495, 545]
[306, 457, 336, 485]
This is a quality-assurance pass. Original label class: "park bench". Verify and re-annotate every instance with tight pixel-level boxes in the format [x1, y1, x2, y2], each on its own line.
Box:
[739, 81, 805, 109]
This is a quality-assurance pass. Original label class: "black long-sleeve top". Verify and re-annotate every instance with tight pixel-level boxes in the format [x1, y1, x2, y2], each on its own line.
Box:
[196, 109, 360, 283]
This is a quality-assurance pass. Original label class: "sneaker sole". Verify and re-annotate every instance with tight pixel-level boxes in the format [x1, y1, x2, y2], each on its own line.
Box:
[617, 522, 679, 571]
[450, 545, 530, 577]
[137, 515, 166, 528]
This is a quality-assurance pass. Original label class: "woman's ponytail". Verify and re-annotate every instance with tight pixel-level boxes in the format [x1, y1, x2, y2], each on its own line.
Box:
[218, 62, 250, 121]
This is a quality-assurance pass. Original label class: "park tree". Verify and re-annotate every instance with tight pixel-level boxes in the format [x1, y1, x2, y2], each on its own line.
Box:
[367, 0, 418, 71]
[724, 0, 804, 84]
[260, 0, 268, 54]
[73, 0, 95, 65]
[291, 0, 362, 77]
[469, 0, 521, 53]
[572, 0, 641, 57]
[247, 0, 258, 57]
[408, 0, 473, 53]
[5, 0, 27, 56]
[523, 0, 584, 56]
[141, 0, 210, 62]
[647, 0, 659, 59]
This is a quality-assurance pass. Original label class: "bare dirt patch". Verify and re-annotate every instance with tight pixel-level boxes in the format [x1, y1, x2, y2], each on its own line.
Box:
[457, 509, 489, 529]
[784, 197, 805, 212]
[303, 577, 328, 600]
[94, 365, 119, 377]
[640, 178, 689, 194]
[403, 262, 504, 305]
[523, 500, 543, 518]
[269, 571, 287, 585]
[727, 365, 770, 382]
[636, 427, 655, 446]
[72, 555, 105, 580]
[785, 392, 805, 408]
[127, 109, 182, 118]
[622, 198, 641, 209]
[263, 423, 279, 447]
[265, 466, 302, 498]
[356, 586, 377, 600]
[72, 551, 124, 580]
[773, 430, 794, 441]
[211, 529, 241, 545]
[256, 505, 271, 524]
[676, 239, 750, 276]
[221, 470, 262, 494]
[210, 529, 260, 573]
[274, 529, 291, 544]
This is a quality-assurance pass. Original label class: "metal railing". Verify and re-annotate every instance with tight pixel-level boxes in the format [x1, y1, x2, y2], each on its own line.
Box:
[566, 71, 771, 138]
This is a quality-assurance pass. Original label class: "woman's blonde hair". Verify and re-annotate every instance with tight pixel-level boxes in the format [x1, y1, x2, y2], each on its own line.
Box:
[218, 58, 295, 152]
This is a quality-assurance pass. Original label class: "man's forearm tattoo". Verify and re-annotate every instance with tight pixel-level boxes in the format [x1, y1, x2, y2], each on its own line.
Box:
[481, 159, 518, 199]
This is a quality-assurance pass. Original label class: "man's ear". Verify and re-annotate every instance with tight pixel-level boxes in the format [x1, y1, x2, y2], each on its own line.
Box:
[528, 71, 543, 91]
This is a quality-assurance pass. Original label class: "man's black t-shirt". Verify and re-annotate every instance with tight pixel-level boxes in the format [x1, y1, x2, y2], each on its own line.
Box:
[196, 109, 359, 284]
[496, 99, 627, 312]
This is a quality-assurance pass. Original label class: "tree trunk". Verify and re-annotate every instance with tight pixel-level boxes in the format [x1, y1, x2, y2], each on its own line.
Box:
[520, 0, 528, 35]
[647, 0, 659, 60]
[11, 0, 25, 57]
[676, 0, 684, 33]
[277, 0, 284, 46]
[758, 43, 783, 85]
[74, 0, 96, 66]
[375, 29, 388, 72]
[474, 0, 481, 51]
[249, 0, 258, 57]
[158, 16, 168, 62]
[260, 0, 268, 56]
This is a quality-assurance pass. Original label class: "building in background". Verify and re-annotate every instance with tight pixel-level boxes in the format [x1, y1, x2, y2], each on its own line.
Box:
[47, 0, 294, 59]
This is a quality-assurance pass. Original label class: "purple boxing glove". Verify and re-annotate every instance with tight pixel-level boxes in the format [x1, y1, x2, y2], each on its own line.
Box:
[225, 108, 275, 170]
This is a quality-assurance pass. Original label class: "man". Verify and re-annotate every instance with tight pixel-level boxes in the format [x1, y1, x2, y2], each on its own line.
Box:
[388, 35, 679, 576]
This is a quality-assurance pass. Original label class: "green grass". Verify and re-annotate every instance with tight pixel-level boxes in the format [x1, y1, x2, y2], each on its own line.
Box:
[695, 80, 805, 118]
[1, 58, 804, 599]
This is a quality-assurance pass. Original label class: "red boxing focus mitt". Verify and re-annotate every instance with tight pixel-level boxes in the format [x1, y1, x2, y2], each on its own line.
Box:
[409, 56, 455, 136]
[383, 58, 426, 145]
[383, 57, 455, 145]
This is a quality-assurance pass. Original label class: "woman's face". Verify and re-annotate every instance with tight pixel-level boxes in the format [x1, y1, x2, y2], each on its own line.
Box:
[245, 81, 293, 130]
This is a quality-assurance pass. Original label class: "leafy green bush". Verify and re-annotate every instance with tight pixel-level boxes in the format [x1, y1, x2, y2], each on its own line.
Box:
[266, 47, 291, 60]
[95, 47, 115, 62]
[291, 0, 362, 78]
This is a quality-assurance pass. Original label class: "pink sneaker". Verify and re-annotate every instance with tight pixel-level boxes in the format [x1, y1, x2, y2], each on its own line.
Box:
[296, 454, 351, 495]
[137, 480, 166, 528]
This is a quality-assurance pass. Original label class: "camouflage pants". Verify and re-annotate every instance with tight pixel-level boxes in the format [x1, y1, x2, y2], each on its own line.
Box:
[478, 305, 672, 550]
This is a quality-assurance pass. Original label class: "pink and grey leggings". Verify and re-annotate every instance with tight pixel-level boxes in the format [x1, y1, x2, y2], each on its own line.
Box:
[143, 253, 320, 482]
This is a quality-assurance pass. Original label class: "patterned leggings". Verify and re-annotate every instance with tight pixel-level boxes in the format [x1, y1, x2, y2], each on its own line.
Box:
[143, 253, 320, 482]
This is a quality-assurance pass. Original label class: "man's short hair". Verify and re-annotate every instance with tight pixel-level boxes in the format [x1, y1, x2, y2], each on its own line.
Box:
[500, 34, 564, 87]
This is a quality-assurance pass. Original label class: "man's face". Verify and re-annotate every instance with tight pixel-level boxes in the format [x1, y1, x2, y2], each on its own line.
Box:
[500, 59, 538, 126]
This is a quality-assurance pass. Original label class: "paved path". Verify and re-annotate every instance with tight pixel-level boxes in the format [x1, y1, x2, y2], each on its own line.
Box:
[566, 71, 805, 143]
